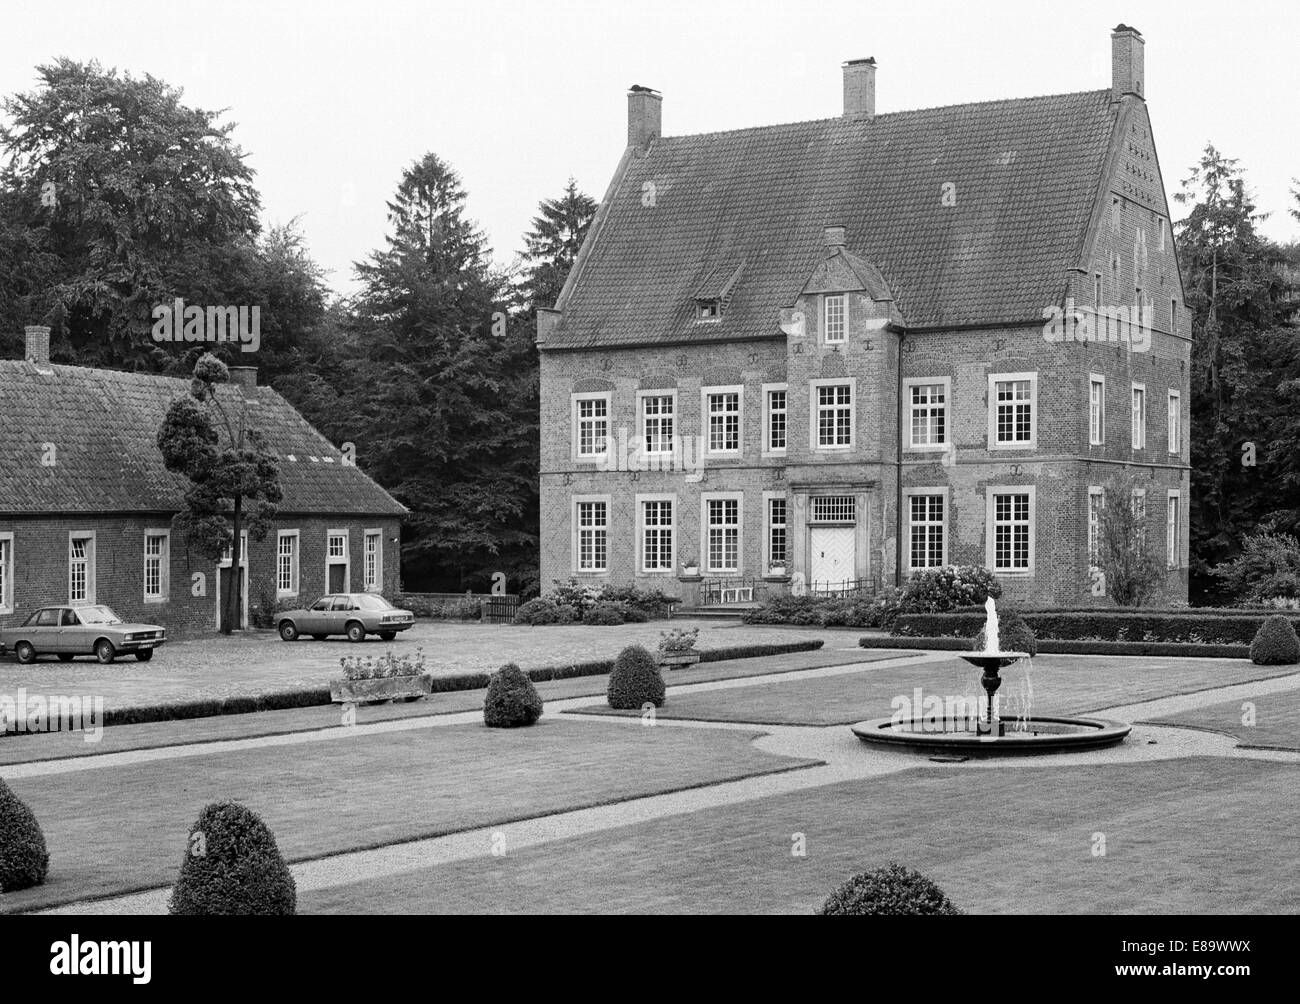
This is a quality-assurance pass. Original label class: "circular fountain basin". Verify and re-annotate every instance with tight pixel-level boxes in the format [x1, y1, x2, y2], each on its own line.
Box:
[850, 715, 1132, 756]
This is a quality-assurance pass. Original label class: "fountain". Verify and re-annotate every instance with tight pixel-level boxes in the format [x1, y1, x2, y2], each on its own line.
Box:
[850, 597, 1131, 755]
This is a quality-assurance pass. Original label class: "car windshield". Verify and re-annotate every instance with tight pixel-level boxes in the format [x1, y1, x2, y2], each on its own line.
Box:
[353, 595, 395, 611]
[76, 605, 122, 625]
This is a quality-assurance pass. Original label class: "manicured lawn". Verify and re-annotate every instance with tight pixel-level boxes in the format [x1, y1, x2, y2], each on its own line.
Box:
[1150, 686, 1300, 750]
[0, 619, 837, 713]
[571, 655, 1299, 726]
[0, 646, 895, 766]
[0, 718, 816, 913]
[299, 757, 1300, 914]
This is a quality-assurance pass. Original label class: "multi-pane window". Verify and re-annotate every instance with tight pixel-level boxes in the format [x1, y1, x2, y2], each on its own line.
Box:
[708, 392, 740, 453]
[768, 498, 787, 566]
[69, 535, 93, 603]
[328, 533, 347, 560]
[277, 532, 299, 595]
[992, 377, 1035, 446]
[1167, 391, 1181, 455]
[1089, 377, 1105, 445]
[811, 496, 856, 523]
[1088, 488, 1105, 567]
[816, 384, 853, 448]
[575, 396, 609, 458]
[364, 531, 382, 591]
[642, 395, 674, 454]
[766, 389, 787, 452]
[144, 533, 168, 600]
[641, 500, 673, 572]
[0, 535, 11, 612]
[1131, 489, 1147, 552]
[1167, 492, 1181, 569]
[909, 494, 945, 568]
[1131, 385, 1146, 449]
[577, 501, 608, 572]
[824, 294, 846, 343]
[707, 498, 740, 571]
[909, 383, 946, 447]
[992, 493, 1031, 571]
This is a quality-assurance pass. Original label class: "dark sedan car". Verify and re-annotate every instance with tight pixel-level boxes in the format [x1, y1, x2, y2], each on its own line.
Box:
[275, 593, 415, 643]
[0, 605, 166, 664]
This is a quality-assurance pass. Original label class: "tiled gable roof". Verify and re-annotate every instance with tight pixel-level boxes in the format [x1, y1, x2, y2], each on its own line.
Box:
[546, 89, 1120, 349]
[0, 361, 407, 517]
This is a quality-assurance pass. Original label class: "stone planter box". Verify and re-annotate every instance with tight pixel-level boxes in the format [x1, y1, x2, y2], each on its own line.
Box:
[657, 651, 701, 670]
[330, 674, 432, 704]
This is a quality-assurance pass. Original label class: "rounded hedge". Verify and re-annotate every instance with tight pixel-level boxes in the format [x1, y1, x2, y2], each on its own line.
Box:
[972, 608, 1038, 657]
[168, 801, 297, 915]
[817, 863, 962, 915]
[607, 645, 666, 709]
[1249, 615, 1300, 665]
[0, 778, 50, 893]
[484, 663, 544, 727]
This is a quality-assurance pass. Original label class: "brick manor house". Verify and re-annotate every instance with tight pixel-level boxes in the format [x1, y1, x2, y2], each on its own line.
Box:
[0, 327, 405, 635]
[537, 24, 1191, 607]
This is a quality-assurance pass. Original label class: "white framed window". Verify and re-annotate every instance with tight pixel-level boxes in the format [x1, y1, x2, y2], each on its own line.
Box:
[810, 378, 855, 450]
[143, 530, 170, 602]
[1088, 486, 1105, 568]
[765, 493, 788, 569]
[906, 488, 948, 569]
[574, 496, 609, 573]
[0, 532, 13, 614]
[987, 372, 1037, 450]
[68, 531, 96, 604]
[824, 294, 846, 344]
[1089, 375, 1105, 446]
[638, 391, 676, 455]
[985, 487, 1035, 574]
[1131, 488, 1148, 552]
[702, 493, 742, 573]
[703, 385, 743, 456]
[572, 392, 611, 462]
[763, 383, 788, 455]
[363, 530, 383, 592]
[1131, 383, 1146, 449]
[904, 377, 949, 450]
[277, 530, 300, 597]
[811, 495, 857, 523]
[1167, 490, 1182, 569]
[1167, 390, 1181, 455]
[638, 496, 675, 573]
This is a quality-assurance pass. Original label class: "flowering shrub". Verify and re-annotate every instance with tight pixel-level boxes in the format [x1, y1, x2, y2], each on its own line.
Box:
[898, 565, 1001, 614]
[340, 648, 426, 681]
[658, 627, 699, 653]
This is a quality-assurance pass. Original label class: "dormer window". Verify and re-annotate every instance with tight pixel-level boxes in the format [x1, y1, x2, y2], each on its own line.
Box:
[696, 300, 721, 321]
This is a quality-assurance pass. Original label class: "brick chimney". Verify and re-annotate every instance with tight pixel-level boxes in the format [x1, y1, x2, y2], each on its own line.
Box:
[842, 58, 876, 119]
[24, 325, 50, 365]
[1111, 24, 1144, 100]
[824, 225, 847, 249]
[228, 365, 257, 392]
[627, 85, 662, 150]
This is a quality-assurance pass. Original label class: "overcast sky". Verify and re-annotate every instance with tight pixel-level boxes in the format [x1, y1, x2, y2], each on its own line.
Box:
[5, 0, 1297, 297]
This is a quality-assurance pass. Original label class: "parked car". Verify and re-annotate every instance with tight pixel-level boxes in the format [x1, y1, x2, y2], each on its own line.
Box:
[0, 604, 166, 664]
[276, 593, 416, 643]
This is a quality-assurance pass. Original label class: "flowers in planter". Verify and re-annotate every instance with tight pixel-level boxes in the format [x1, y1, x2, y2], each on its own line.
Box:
[658, 627, 699, 654]
[339, 648, 426, 681]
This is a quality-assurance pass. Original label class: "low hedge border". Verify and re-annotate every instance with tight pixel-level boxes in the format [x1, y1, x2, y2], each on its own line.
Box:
[892, 610, 1299, 646]
[859, 636, 1249, 659]
[1, 640, 826, 735]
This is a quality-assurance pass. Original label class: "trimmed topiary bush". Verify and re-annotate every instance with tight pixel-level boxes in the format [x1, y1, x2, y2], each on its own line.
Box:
[1249, 615, 1300, 665]
[817, 863, 962, 915]
[607, 645, 666, 709]
[0, 778, 50, 893]
[484, 663, 544, 727]
[972, 608, 1038, 657]
[168, 802, 296, 915]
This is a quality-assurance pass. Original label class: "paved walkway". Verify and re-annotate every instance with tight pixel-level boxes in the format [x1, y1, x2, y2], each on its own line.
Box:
[28, 655, 1300, 915]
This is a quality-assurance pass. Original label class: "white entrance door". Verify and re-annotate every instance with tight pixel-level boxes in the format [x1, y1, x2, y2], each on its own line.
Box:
[809, 526, 855, 590]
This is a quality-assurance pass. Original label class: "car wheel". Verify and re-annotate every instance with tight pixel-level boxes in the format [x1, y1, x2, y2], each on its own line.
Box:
[379, 632, 396, 641]
[15, 642, 36, 664]
[95, 639, 116, 664]
[278, 621, 299, 642]
[346, 621, 366, 643]
[57, 653, 74, 663]
[135, 649, 154, 662]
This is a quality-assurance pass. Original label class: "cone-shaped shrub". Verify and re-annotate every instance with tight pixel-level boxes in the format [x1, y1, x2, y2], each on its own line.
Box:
[818, 863, 962, 915]
[1249, 615, 1300, 665]
[607, 645, 666, 709]
[168, 801, 296, 915]
[0, 778, 50, 893]
[484, 663, 544, 727]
